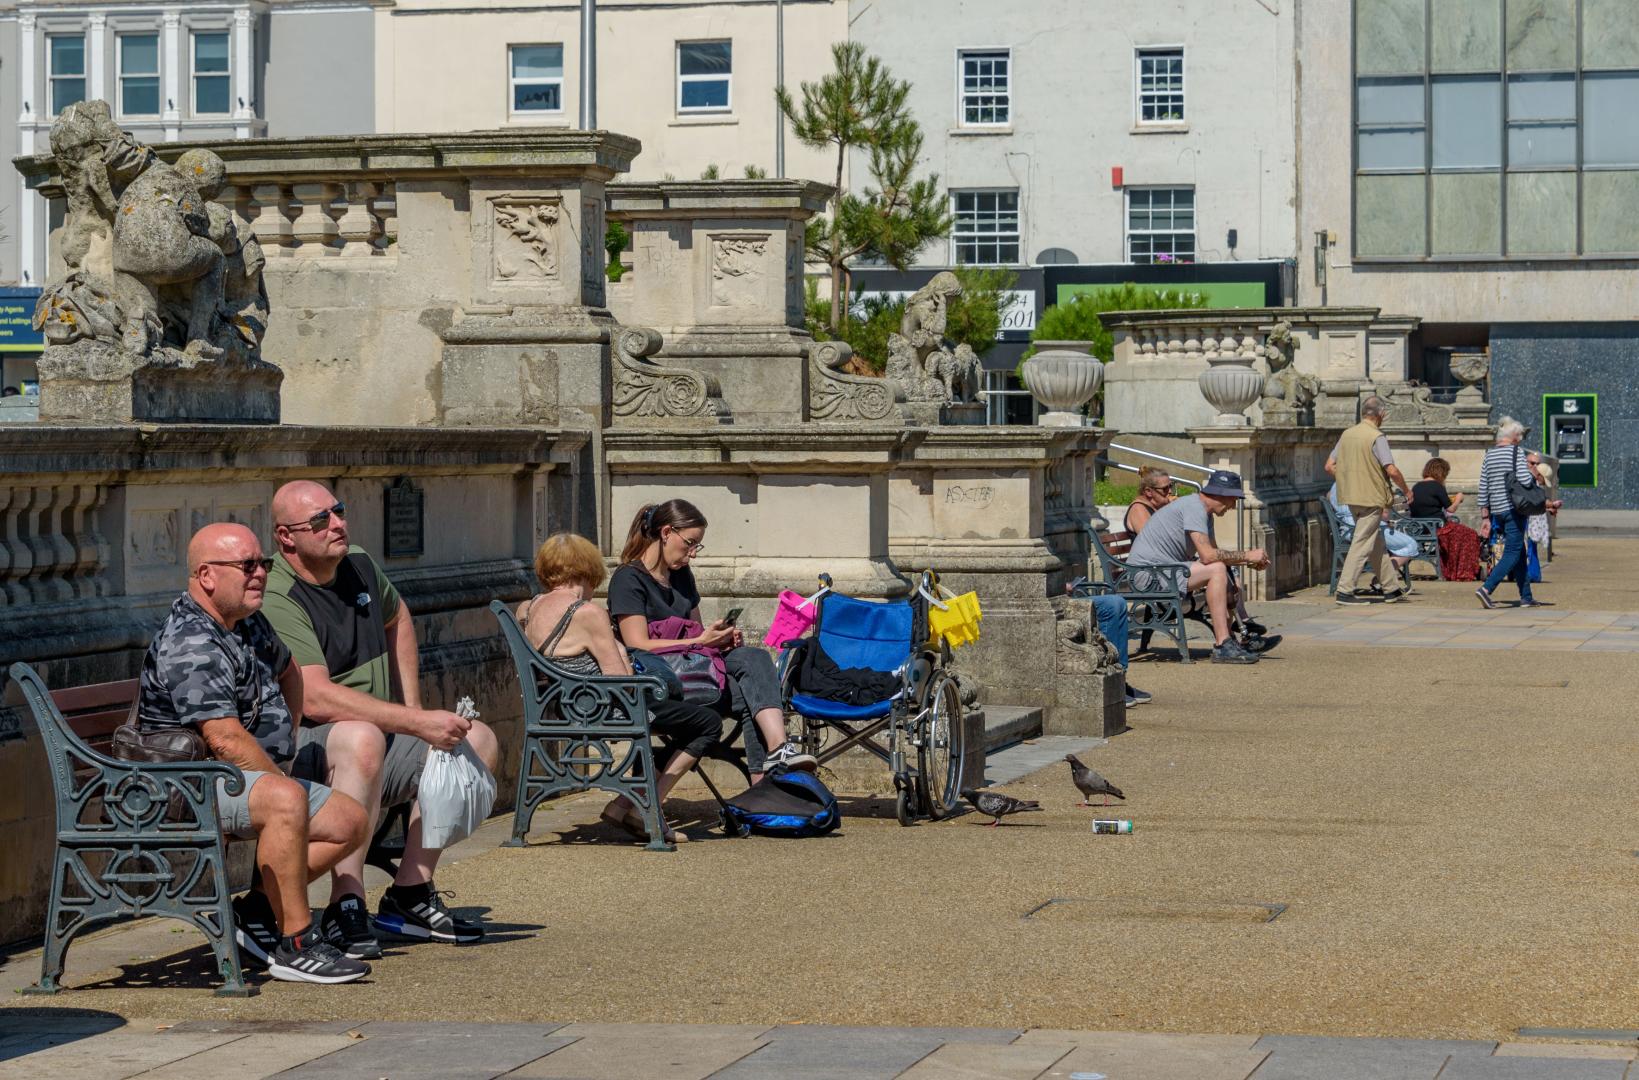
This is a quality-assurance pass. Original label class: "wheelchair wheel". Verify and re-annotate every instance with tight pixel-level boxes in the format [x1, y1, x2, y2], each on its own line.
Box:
[918, 672, 965, 819]
[895, 788, 915, 827]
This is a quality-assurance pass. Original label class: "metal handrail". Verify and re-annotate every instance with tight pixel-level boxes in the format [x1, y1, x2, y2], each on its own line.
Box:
[1106, 442, 1213, 477]
[1099, 444, 1245, 551]
[1097, 459, 1201, 492]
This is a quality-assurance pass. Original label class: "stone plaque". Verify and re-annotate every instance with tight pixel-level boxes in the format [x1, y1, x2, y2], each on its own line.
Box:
[384, 477, 424, 559]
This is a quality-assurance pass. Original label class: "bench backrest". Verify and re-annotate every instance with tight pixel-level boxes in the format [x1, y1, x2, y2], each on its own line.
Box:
[51, 678, 139, 758]
[489, 600, 664, 735]
[1087, 525, 1135, 583]
[1318, 497, 1353, 545]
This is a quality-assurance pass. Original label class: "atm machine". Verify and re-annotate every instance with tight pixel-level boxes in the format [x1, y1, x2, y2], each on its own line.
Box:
[1543, 394, 1596, 488]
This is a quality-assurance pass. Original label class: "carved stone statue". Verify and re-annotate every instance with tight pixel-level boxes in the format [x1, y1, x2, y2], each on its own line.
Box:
[883, 271, 982, 414]
[31, 101, 279, 422]
[1257, 320, 1316, 426]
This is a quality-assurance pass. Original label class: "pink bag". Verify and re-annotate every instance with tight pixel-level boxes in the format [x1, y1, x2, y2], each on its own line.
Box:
[763, 586, 829, 648]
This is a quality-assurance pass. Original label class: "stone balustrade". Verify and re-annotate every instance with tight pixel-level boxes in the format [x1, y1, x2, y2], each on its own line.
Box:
[226, 181, 397, 258]
[0, 482, 112, 607]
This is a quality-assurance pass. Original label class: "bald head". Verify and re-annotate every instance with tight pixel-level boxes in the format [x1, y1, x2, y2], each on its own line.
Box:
[272, 480, 335, 527]
[187, 522, 258, 574]
[272, 479, 351, 580]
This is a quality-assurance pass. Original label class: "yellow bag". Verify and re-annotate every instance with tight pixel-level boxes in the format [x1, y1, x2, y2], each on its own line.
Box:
[926, 584, 983, 650]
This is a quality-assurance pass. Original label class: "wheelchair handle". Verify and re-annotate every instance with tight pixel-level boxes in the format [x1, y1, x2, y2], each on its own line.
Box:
[818, 572, 833, 589]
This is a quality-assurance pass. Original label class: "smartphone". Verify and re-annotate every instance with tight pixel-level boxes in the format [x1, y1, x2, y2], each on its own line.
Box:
[723, 606, 744, 627]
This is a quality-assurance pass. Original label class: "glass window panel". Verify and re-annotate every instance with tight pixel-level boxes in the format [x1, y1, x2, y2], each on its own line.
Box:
[51, 78, 86, 115]
[1508, 124, 1576, 166]
[953, 190, 1020, 266]
[1583, 0, 1639, 69]
[1507, 73, 1574, 121]
[194, 32, 229, 73]
[1583, 170, 1639, 253]
[1431, 0, 1501, 72]
[1505, 0, 1575, 70]
[50, 36, 85, 76]
[1360, 129, 1427, 170]
[512, 45, 563, 79]
[195, 76, 229, 114]
[959, 50, 1010, 125]
[1433, 76, 1502, 168]
[680, 80, 729, 109]
[1584, 72, 1639, 167]
[1431, 172, 1502, 254]
[121, 34, 159, 74]
[1358, 76, 1425, 123]
[1506, 171, 1577, 254]
[1356, 174, 1427, 256]
[1357, 0, 1426, 74]
[122, 79, 159, 117]
[679, 41, 731, 76]
[514, 83, 561, 112]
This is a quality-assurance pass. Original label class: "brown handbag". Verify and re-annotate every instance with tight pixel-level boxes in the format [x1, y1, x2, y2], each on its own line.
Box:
[109, 700, 211, 823]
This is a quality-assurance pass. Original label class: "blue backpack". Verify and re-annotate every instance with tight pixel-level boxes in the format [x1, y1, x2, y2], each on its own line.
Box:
[723, 769, 841, 838]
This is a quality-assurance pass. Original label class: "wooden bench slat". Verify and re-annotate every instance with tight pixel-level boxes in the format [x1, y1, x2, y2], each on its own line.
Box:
[52, 680, 140, 714]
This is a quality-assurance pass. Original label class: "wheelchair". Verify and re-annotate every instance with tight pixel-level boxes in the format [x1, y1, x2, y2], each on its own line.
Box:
[775, 571, 969, 826]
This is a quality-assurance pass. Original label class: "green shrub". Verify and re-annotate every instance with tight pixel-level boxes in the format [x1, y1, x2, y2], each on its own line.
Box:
[1023, 283, 1209, 372]
[804, 280, 904, 375]
[604, 221, 630, 282]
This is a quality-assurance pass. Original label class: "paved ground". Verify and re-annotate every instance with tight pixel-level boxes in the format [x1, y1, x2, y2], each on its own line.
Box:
[1, 537, 1635, 1074]
[2, 1014, 1636, 1079]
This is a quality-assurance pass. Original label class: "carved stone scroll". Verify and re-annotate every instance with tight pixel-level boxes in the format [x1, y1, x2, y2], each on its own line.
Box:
[807, 341, 904, 424]
[609, 326, 726, 422]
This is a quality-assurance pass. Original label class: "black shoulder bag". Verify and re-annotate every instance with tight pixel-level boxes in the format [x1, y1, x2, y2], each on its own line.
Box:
[1506, 446, 1549, 516]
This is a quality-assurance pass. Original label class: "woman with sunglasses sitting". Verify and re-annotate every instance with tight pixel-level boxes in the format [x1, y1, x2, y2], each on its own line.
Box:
[518, 532, 721, 844]
[1123, 467, 1176, 536]
[608, 499, 816, 782]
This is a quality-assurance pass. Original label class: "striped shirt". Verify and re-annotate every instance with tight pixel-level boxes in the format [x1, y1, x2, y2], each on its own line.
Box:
[1477, 444, 1538, 515]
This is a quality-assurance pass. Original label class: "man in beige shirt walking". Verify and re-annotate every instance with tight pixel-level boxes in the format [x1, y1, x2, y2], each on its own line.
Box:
[1327, 395, 1412, 604]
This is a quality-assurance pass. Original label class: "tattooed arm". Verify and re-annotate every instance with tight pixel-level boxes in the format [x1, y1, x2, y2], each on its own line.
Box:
[1190, 532, 1271, 570]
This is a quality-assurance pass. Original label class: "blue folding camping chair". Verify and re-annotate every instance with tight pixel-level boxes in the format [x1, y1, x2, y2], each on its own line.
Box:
[777, 571, 968, 826]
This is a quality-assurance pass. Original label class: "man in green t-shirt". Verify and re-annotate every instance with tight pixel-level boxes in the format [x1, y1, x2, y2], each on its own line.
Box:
[263, 480, 499, 960]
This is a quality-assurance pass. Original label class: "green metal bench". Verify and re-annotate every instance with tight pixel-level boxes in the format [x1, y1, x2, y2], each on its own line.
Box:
[1076, 520, 1199, 663]
[6, 663, 253, 997]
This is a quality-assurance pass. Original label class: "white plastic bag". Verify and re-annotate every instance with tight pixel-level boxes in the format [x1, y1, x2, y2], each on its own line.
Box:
[418, 697, 497, 849]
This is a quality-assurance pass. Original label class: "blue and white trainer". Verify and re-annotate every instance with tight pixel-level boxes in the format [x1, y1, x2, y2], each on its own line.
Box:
[374, 885, 484, 945]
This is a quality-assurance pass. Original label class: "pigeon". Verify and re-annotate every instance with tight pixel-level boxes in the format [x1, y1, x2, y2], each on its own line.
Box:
[1065, 754, 1125, 808]
[960, 787, 1043, 827]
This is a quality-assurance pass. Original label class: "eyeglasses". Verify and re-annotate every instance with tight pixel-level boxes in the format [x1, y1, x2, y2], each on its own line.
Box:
[668, 530, 705, 555]
[277, 502, 346, 533]
[199, 557, 274, 576]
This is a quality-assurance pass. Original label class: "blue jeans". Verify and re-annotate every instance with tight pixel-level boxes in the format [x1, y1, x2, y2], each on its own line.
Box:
[1091, 594, 1130, 669]
[1482, 510, 1533, 601]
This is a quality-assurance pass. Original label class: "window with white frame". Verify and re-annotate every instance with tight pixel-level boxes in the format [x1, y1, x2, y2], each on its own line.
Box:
[1136, 47, 1185, 123]
[48, 35, 87, 116]
[677, 40, 731, 113]
[509, 44, 564, 114]
[951, 190, 1020, 266]
[192, 31, 230, 115]
[118, 33, 160, 118]
[958, 49, 1010, 126]
[1126, 187, 1195, 263]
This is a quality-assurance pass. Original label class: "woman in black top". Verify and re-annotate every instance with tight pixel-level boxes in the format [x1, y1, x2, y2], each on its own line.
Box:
[1408, 457, 1463, 520]
[607, 499, 816, 781]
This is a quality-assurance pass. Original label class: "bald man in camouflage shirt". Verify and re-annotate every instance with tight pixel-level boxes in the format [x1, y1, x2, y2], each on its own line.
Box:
[138, 522, 370, 984]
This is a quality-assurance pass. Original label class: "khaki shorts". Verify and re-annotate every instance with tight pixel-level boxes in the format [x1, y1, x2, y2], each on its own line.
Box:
[292, 723, 429, 811]
[218, 771, 333, 839]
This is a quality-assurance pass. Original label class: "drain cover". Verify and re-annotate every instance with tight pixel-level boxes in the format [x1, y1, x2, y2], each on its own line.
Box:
[1023, 897, 1286, 924]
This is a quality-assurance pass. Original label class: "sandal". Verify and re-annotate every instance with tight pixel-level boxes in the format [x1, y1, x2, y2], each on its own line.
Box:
[599, 805, 647, 841]
[626, 808, 689, 844]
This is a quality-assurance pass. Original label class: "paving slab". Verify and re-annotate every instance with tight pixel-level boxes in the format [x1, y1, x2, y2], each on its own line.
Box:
[709, 1025, 1016, 1080]
[279, 1023, 574, 1079]
[129, 1033, 362, 1078]
[1493, 1042, 1637, 1060]
[0, 1030, 240, 1080]
[1436, 1056, 1629, 1079]
[505, 1023, 765, 1079]
[894, 1040, 1074, 1079]
[1248, 1035, 1494, 1080]
[985, 737, 1107, 787]
[1021, 1031, 1266, 1080]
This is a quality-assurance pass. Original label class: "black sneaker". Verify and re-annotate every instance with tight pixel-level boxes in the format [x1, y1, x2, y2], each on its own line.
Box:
[321, 895, 384, 961]
[1242, 619, 1268, 636]
[764, 742, 818, 772]
[1335, 590, 1379, 605]
[1125, 684, 1153, 705]
[231, 891, 281, 967]
[375, 886, 484, 945]
[1379, 588, 1409, 604]
[268, 931, 371, 984]
[1211, 638, 1261, 665]
[1243, 632, 1283, 654]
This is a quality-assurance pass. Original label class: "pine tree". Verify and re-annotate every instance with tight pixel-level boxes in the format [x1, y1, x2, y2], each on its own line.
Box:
[777, 43, 951, 333]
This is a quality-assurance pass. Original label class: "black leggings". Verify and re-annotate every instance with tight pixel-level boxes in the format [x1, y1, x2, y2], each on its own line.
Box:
[648, 697, 722, 761]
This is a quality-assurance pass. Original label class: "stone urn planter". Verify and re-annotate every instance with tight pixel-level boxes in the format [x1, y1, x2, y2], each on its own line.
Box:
[1450, 351, 1490, 404]
[1197, 350, 1264, 427]
[1022, 341, 1104, 427]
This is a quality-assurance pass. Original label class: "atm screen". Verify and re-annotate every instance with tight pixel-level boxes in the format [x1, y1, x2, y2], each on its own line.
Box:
[1554, 418, 1588, 462]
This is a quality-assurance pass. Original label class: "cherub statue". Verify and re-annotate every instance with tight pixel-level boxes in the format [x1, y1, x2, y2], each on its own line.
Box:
[1258, 320, 1316, 425]
[883, 272, 980, 405]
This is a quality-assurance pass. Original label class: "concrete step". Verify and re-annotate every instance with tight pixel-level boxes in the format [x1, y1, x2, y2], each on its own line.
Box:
[978, 705, 1043, 752]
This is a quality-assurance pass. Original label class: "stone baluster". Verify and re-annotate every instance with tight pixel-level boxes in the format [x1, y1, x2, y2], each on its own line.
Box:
[370, 185, 398, 255]
[0, 486, 18, 608]
[19, 487, 71, 603]
[333, 182, 380, 257]
[62, 484, 110, 600]
[288, 183, 341, 256]
[248, 184, 294, 256]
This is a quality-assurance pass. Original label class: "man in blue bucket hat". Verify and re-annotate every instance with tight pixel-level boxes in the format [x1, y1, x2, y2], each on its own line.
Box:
[1125, 470, 1270, 665]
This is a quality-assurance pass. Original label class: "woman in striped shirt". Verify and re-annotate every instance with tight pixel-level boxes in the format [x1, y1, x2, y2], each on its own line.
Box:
[1475, 417, 1545, 608]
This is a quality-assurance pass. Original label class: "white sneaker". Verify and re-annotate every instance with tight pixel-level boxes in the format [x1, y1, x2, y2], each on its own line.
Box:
[764, 743, 817, 772]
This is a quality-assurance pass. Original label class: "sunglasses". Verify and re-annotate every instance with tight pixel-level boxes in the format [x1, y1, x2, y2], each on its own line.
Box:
[278, 502, 346, 533]
[199, 557, 275, 576]
[1148, 484, 1175, 495]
